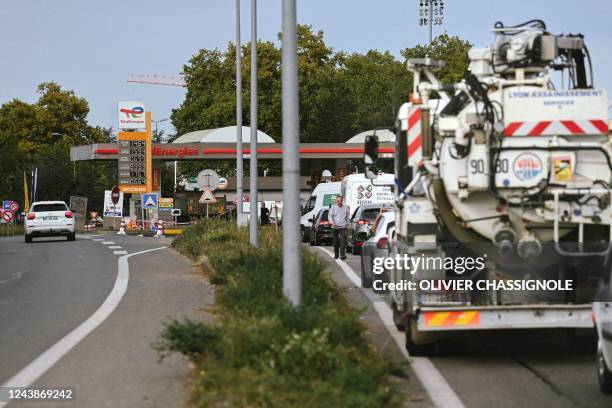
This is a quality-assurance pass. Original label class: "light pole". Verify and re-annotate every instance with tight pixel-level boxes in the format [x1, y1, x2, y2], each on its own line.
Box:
[236, 0, 246, 226]
[249, 0, 258, 246]
[52, 132, 77, 177]
[151, 118, 168, 142]
[282, 0, 301, 307]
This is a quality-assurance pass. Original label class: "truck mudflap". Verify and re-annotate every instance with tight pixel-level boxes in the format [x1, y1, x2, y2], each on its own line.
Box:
[417, 304, 593, 331]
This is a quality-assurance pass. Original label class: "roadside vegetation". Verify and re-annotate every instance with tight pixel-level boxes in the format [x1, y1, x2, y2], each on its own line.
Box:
[155, 219, 401, 407]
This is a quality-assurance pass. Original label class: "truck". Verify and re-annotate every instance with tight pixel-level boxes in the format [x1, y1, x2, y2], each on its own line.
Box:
[364, 19, 612, 355]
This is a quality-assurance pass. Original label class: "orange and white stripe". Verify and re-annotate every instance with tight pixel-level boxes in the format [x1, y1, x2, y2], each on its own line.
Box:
[401, 105, 422, 165]
[503, 119, 608, 137]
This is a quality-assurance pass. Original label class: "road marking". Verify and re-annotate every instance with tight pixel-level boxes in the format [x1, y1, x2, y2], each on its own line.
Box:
[314, 247, 465, 408]
[108, 246, 122, 249]
[102, 241, 115, 245]
[92, 239, 104, 242]
[113, 251, 128, 255]
[0, 246, 167, 405]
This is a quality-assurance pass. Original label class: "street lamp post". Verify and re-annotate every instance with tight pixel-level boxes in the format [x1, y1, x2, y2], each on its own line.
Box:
[282, 0, 301, 307]
[249, 0, 258, 246]
[236, 0, 246, 226]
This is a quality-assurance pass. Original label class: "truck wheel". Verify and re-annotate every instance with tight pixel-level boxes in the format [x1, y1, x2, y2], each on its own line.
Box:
[405, 320, 435, 356]
[25, 234, 32, 243]
[360, 256, 372, 288]
[598, 339, 612, 394]
[391, 301, 406, 331]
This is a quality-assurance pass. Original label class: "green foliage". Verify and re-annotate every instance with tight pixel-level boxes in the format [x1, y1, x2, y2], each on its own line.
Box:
[0, 82, 113, 211]
[159, 220, 399, 407]
[171, 27, 472, 179]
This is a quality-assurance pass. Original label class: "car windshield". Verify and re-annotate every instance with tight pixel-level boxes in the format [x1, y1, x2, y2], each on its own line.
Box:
[32, 203, 67, 212]
[302, 196, 316, 215]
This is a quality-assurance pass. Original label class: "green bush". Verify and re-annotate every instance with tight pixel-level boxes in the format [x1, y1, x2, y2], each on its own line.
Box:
[159, 219, 399, 407]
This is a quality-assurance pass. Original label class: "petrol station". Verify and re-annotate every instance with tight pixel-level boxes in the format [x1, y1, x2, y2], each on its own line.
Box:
[70, 102, 396, 223]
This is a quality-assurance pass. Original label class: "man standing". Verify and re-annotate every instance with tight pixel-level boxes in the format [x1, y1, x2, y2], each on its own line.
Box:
[328, 195, 350, 260]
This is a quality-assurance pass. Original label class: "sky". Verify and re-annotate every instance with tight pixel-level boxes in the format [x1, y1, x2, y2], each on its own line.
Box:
[0, 0, 610, 137]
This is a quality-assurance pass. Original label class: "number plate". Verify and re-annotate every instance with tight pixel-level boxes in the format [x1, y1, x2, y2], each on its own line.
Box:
[43, 216, 59, 221]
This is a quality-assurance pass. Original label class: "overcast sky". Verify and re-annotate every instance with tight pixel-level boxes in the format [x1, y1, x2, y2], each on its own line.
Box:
[0, 0, 610, 137]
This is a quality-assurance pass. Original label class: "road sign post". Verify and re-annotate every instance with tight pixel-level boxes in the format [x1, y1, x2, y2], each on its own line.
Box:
[199, 188, 217, 219]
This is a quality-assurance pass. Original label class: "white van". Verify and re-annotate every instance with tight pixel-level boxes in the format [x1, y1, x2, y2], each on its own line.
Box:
[300, 181, 341, 242]
[340, 173, 395, 218]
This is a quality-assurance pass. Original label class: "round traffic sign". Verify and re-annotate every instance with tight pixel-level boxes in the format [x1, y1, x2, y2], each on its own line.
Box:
[111, 186, 121, 205]
[2, 210, 14, 223]
[9, 201, 18, 212]
[197, 169, 220, 191]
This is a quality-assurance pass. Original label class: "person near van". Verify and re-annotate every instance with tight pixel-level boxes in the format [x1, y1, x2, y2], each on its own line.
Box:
[260, 203, 270, 226]
[329, 195, 350, 259]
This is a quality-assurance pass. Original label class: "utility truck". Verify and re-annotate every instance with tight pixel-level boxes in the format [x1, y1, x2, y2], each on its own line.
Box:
[364, 19, 612, 355]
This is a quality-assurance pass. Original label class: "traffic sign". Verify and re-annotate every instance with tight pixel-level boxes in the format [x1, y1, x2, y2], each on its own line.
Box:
[232, 194, 250, 204]
[111, 186, 121, 205]
[2, 210, 14, 223]
[197, 169, 220, 191]
[218, 177, 228, 190]
[199, 187, 217, 204]
[143, 193, 158, 208]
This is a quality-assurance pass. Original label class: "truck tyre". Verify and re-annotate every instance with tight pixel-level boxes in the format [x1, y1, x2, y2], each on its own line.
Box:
[67, 232, 76, 241]
[405, 320, 435, 356]
[360, 255, 372, 288]
[598, 339, 612, 394]
[391, 301, 406, 331]
[25, 234, 32, 243]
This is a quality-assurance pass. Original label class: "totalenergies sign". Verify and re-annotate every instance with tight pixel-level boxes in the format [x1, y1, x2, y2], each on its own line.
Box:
[118, 101, 146, 130]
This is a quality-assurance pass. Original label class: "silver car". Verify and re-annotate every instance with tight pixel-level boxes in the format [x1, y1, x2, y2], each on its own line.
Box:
[360, 211, 394, 292]
[348, 203, 393, 255]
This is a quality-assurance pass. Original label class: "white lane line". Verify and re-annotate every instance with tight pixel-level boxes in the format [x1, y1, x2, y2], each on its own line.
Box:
[315, 247, 465, 408]
[108, 246, 122, 249]
[0, 246, 167, 405]
[92, 239, 104, 242]
[101, 241, 115, 245]
[113, 251, 128, 255]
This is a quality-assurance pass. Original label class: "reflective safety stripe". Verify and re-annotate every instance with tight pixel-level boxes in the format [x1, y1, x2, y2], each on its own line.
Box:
[423, 310, 480, 327]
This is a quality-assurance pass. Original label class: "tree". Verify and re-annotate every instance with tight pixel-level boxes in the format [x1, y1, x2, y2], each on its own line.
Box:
[0, 82, 112, 211]
[171, 27, 472, 179]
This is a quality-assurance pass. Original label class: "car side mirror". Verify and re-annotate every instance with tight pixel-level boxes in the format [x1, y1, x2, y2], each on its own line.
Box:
[310, 217, 315, 223]
[364, 135, 379, 180]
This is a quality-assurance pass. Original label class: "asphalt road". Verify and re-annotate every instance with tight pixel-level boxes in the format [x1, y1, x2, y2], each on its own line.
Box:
[0, 233, 214, 407]
[314, 244, 612, 408]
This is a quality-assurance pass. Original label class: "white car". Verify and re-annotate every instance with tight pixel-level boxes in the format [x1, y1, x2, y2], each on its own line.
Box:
[25, 201, 75, 243]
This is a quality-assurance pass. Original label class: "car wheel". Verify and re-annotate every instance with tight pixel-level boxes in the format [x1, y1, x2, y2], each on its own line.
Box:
[598, 339, 612, 394]
[25, 234, 32, 243]
[360, 255, 372, 288]
[67, 232, 76, 241]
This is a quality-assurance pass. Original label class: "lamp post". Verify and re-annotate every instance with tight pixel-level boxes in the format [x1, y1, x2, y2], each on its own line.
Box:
[236, 0, 246, 226]
[281, 0, 301, 307]
[249, 0, 258, 246]
[151, 118, 168, 142]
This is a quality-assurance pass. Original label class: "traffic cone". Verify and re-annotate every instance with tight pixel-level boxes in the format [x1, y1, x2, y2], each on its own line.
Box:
[117, 219, 127, 235]
[156, 219, 164, 238]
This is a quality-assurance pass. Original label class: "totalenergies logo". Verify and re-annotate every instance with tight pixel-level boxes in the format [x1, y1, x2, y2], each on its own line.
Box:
[120, 106, 144, 118]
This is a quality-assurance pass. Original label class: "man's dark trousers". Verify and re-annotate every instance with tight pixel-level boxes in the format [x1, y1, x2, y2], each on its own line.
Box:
[333, 227, 347, 258]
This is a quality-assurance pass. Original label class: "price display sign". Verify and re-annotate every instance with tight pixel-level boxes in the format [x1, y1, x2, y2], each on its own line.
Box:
[118, 131, 151, 193]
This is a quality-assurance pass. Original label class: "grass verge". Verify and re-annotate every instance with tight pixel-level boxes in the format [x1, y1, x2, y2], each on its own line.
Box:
[154, 219, 401, 407]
